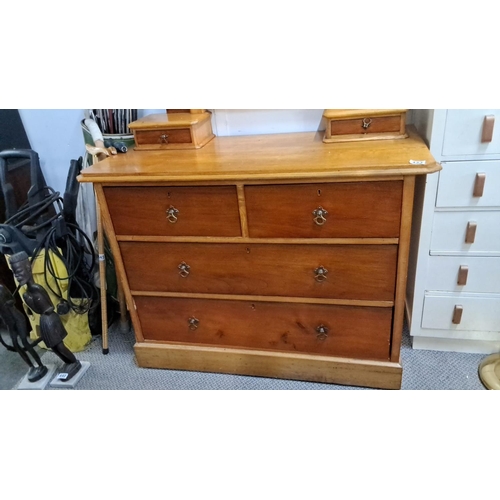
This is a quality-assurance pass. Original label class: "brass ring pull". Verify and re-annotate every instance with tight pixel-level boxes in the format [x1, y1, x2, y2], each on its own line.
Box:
[178, 262, 190, 278]
[316, 325, 329, 340]
[188, 317, 199, 331]
[160, 134, 169, 144]
[362, 118, 372, 129]
[313, 206, 328, 226]
[166, 205, 179, 223]
[314, 266, 328, 282]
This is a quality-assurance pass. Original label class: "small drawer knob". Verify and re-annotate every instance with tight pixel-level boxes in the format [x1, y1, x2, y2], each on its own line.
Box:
[160, 134, 169, 144]
[465, 221, 477, 244]
[316, 324, 329, 340]
[313, 206, 328, 226]
[362, 117, 372, 130]
[188, 317, 199, 331]
[178, 262, 190, 278]
[473, 173, 486, 197]
[314, 266, 328, 283]
[457, 265, 469, 286]
[166, 205, 179, 223]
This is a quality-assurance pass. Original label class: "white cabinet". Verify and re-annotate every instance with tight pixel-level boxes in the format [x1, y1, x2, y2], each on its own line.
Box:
[407, 109, 500, 353]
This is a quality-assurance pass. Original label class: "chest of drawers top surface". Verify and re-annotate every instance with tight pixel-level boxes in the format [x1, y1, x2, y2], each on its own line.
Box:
[79, 127, 439, 183]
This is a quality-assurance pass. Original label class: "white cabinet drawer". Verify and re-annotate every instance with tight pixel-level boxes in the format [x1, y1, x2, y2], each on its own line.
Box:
[422, 293, 500, 332]
[430, 211, 500, 255]
[436, 161, 500, 208]
[442, 110, 500, 158]
[427, 256, 500, 293]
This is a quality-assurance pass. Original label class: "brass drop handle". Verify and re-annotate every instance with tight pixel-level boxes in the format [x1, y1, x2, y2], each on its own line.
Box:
[457, 265, 469, 286]
[452, 305, 463, 325]
[473, 173, 486, 197]
[166, 205, 179, 223]
[362, 117, 372, 129]
[160, 134, 169, 144]
[313, 206, 328, 226]
[188, 317, 199, 331]
[481, 115, 495, 143]
[465, 221, 477, 244]
[178, 261, 190, 278]
[314, 266, 328, 282]
[316, 325, 329, 340]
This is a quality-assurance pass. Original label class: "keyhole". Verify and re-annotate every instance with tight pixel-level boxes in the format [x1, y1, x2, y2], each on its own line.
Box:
[251, 304, 256, 310]
[167, 192, 171, 199]
[246, 248, 250, 254]
[317, 189, 321, 196]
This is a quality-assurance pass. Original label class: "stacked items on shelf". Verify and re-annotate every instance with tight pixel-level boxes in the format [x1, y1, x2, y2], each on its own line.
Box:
[90, 110, 138, 135]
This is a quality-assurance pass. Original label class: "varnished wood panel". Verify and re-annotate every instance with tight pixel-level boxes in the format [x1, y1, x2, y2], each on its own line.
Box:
[121, 242, 398, 301]
[134, 296, 393, 361]
[331, 115, 402, 136]
[134, 342, 403, 389]
[245, 181, 403, 238]
[103, 186, 241, 236]
[78, 127, 440, 184]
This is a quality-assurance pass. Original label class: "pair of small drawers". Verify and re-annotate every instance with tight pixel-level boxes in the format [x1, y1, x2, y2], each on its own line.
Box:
[104, 180, 402, 361]
[423, 160, 500, 332]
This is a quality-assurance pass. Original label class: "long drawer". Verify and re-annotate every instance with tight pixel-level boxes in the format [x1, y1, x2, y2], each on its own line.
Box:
[430, 211, 500, 254]
[134, 296, 393, 361]
[103, 186, 242, 236]
[121, 242, 398, 301]
[426, 256, 500, 294]
[244, 181, 403, 238]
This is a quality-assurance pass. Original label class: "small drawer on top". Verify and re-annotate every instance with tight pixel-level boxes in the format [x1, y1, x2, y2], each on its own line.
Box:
[121, 242, 398, 301]
[103, 186, 241, 236]
[134, 128, 193, 148]
[135, 296, 393, 361]
[244, 181, 403, 238]
[436, 161, 500, 208]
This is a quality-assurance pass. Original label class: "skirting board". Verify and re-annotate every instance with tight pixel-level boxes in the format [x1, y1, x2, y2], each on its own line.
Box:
[134, 342, 402, 390]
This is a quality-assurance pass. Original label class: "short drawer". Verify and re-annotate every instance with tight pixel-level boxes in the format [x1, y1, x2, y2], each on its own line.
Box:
[430, 211, 500, 255]
[426, 256, 500, 294]
[436, 161, 500, 208]
[442, 110, 500, 158]
[330, 115, 402, 137]
[103, 186, 241, 236]
[121, 242, 398, 301]
[245, 181, 403, 238]
[134, 127, 192, 148]
[135, 296, 393, 361]
[422, 293, 500, 332]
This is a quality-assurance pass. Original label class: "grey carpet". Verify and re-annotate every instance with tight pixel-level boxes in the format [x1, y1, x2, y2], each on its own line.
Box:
[7, 321, 487, 390]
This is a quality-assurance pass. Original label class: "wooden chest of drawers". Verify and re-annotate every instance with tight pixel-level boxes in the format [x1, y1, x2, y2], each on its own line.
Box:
[79, 128, 439, 389]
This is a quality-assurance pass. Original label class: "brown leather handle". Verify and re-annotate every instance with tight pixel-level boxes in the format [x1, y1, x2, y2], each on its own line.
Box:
[465, 222, 477, 244]
[482, 115, 495, 143]
[457, 265, 469, 285]
[473, 173, 486, 197]
[452, 305, 463, 325]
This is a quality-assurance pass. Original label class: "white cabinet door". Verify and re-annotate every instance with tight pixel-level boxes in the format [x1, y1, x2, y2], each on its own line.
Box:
[436, 161, 500, 208]
[442, 110, 500, 158]
[430, 211, 500, 255]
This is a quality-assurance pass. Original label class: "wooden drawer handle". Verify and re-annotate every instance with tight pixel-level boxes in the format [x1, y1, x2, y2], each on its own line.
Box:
[465, 221, 477, 244]
[457, 265, 469, 286]
[482, 115, 495, 143]
[473, 173, 486, 197]
[452, 305, 463, 325]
